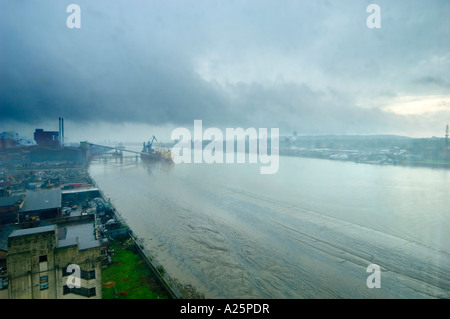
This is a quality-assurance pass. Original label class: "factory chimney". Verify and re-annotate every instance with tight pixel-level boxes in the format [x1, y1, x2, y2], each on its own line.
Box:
[61, 117, 64, 146]
[59, 117, 62, 146]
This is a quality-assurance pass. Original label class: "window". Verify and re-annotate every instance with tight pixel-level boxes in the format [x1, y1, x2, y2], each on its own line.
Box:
[40, 276, 48, 290]
[85, 270, 96, 280]
[39, 255, 48, 272]
[62, 267, 71, 277]
[0, 277, 8, 290]
[62, 267, 95, 280]
[63, 285, 96, 297]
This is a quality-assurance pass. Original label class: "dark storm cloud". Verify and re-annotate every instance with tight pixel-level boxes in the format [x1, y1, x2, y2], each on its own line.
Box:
[224, 82, 410, 135]
[0, 1, 232, 125]
[0, 0, 449, 136]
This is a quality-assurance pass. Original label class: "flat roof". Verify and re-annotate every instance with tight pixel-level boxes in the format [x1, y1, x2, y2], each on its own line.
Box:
[56, 220, 100, 250]
[0, 195, 24, 207]
[9, 225, 56, 238]
[19, 189, 61, 212]
[0, 225, 17, 251]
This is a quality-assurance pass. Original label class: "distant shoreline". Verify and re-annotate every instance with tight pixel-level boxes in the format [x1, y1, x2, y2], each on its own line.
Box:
[280, 152, 450, 170]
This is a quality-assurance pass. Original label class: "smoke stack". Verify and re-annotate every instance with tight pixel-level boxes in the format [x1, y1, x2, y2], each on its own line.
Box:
[61, 117, 64, 146]
[59, 117, 62, 146]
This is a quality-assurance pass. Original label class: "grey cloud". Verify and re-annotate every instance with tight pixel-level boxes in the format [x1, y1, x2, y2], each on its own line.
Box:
[0, 0, 448, 137]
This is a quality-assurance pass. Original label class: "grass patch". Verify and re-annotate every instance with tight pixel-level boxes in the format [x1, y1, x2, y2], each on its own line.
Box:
[101, 239, 171, 299]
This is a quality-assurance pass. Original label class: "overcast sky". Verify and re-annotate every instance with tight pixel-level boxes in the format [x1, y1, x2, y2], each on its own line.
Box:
[0, 0, 449, 143]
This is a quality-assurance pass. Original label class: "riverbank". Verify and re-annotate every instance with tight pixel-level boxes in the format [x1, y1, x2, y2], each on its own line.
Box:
[0, 161, 186, 299]
[101, 237, 171, 299]
[91, 174, 201, 299]
[281, 151, 450, 169]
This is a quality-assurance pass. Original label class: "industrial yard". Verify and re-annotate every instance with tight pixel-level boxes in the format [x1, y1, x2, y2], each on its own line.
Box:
[0, 143, 176, 299]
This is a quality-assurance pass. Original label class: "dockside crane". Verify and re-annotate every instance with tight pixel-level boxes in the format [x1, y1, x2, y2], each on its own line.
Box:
[144, 135, 158, 153]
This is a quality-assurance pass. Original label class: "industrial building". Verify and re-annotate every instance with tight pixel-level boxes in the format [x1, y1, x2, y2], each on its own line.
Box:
[0, 215, 103, 299]
[18, 189, 62, 222]
[0, 132, 19, 150]
[33, 117, 65, 147]
[0, 189, 62, 226]
[33, 129, 60, 147]
[0, 195, 25, 225]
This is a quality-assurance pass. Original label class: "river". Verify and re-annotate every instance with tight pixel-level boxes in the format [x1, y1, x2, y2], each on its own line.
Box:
[89, 154, 450, 298]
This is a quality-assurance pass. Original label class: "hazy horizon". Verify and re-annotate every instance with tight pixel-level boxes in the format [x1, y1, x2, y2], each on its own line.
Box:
[1, 119, 448, 145]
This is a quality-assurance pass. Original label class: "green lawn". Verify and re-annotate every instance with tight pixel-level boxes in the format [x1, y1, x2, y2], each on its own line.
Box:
[101, 238, 171, 299]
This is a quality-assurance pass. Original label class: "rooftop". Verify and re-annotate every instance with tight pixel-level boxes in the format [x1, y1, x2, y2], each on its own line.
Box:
[19, 189, 61, 212]
[0, 225, 17, 252]
[0, 195, 25, 208]
[9, 225, 56, 238]
[4, 218, 100, 251]
[56, 220, 100, 250]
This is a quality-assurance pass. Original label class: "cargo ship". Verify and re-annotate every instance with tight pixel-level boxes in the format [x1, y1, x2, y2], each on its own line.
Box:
[141, 136, 173, 163]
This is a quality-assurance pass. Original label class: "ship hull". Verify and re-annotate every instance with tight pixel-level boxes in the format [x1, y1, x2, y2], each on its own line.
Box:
[140, 153, 162, 161]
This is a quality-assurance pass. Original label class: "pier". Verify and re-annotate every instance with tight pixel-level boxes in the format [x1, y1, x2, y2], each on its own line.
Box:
[91, 155, 141, 164]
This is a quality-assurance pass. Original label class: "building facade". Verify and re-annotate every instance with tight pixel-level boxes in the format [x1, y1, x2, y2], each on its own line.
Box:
[33, 129, 60, 147]
[3, 218, 102, 299]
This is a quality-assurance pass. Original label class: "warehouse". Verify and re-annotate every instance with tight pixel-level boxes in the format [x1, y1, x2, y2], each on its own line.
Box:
[18, 189, 62, 222]
[0, 195, 25, 225]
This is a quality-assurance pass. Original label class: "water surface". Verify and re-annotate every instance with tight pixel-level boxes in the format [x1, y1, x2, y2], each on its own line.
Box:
[89, 155, 450, 298]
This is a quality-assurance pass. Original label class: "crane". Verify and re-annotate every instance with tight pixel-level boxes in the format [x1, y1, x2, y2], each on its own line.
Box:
[143, 135, 158, 153]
